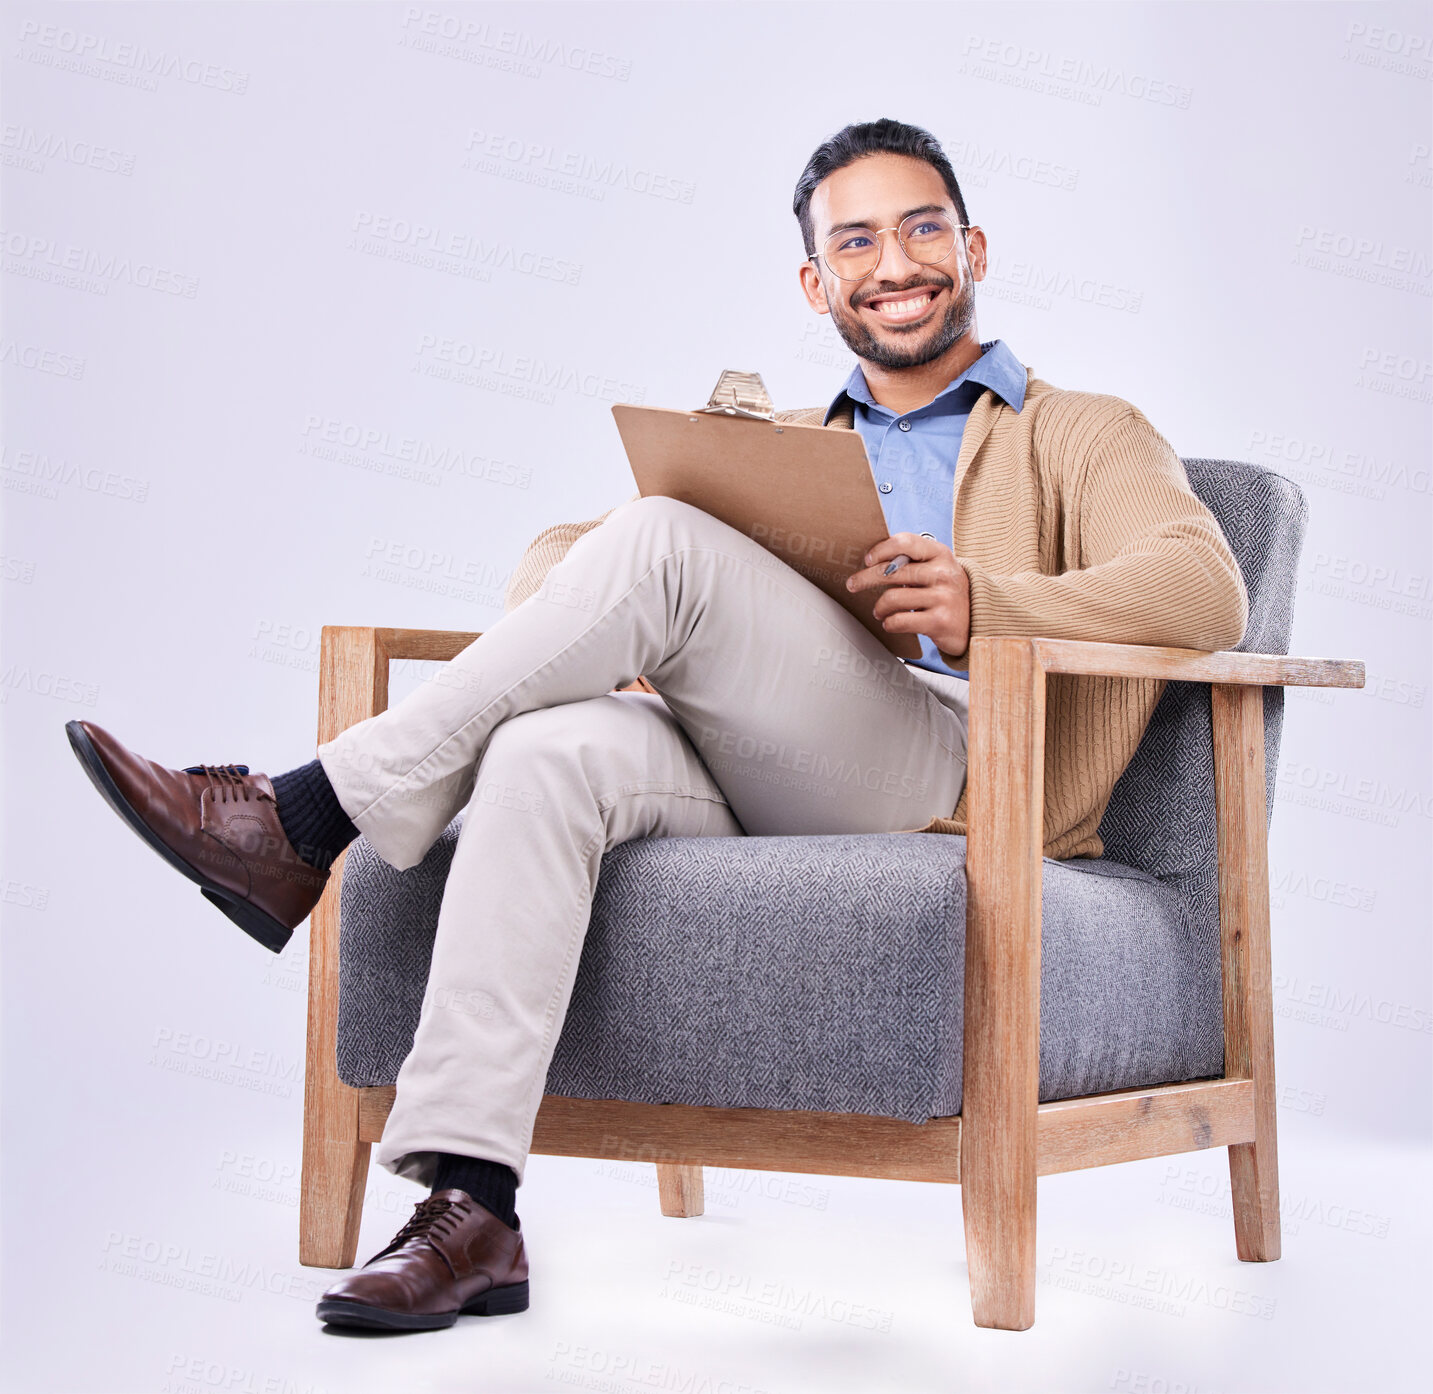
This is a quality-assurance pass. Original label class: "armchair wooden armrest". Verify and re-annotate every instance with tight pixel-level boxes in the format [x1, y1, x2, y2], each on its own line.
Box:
[1015, 638, 1363, 688]
[960, 637, 1364, 1329]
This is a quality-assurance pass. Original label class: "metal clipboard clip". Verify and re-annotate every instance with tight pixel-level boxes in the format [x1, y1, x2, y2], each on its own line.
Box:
[696, 369, 775, 421]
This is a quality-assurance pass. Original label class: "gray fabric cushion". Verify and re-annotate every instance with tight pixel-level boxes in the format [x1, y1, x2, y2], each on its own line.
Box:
[336, 459, 1307, 1121]
[339, 828, 1215, 1120]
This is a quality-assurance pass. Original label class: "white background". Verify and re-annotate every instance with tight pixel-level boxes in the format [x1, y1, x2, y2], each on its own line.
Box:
[2, 2, 1429, 1391]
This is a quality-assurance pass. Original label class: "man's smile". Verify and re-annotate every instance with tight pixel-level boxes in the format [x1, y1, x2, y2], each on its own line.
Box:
[858, 285, 945, 326]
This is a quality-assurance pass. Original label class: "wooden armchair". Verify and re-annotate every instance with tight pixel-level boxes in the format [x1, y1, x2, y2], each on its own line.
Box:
[298, 621, 1361, 1330]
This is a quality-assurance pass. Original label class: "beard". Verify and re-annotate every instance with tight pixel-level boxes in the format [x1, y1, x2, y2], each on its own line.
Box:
[827, 264, 976, 370]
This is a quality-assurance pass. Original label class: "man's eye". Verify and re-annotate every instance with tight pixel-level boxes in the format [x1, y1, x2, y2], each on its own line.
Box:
[837, 233, 874, 252]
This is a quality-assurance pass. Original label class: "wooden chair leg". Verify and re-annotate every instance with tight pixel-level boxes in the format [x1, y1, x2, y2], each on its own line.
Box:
[301, 628, 389, 1268]
[300, 1130, 370, 1268]
[656, 1163, 704, 1216]
[961, 639, 1044, 1330]
[1213, 684, 1281, 1261]
[300, 843, 371, 1267]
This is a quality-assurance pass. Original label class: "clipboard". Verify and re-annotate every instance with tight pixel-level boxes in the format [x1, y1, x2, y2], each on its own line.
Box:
[611, 371, 921, 660]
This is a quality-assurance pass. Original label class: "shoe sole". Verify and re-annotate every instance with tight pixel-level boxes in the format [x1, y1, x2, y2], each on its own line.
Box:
[316, 1279, 530, 1330]
[65, 720, 294, 954]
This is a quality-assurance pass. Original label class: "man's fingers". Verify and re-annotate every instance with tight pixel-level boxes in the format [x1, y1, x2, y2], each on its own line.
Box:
[850, 558, 922, 592]
[862, 533, 930, 567]
[871, 585, 941, 619]
[849, 559, 952, 593]
[877, 607, 938, 633]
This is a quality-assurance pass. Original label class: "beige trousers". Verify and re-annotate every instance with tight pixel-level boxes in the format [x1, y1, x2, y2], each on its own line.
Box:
[317, 496, 970, 1187]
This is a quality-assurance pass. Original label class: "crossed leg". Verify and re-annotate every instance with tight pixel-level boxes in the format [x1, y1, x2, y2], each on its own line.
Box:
[317, 495, 971, 1184]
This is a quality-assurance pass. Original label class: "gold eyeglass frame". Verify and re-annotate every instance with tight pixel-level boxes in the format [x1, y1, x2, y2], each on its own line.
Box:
[812, 212, 974, 283]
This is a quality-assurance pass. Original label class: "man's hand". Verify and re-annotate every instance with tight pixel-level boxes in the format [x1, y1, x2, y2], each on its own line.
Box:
[845, 533, 971, 658]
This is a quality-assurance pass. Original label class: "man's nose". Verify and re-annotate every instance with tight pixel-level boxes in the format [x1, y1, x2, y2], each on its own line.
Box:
[870, 227, 922, 285]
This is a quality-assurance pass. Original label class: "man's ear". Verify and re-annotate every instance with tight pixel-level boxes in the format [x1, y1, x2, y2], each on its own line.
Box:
[798, 259, 831, 315]
[964, 227, 989, 284]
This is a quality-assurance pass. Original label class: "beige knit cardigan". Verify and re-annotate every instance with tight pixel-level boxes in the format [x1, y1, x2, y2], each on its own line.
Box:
[501, 364, 1249, 859]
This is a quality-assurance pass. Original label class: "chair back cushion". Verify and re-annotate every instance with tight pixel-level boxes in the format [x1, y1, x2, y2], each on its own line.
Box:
[1092, 459, 1305, 1067]
[1099, 459, 1305, 892]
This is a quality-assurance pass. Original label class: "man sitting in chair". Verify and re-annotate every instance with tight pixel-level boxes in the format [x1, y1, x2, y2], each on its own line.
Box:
[66, 117, 1248, 1332]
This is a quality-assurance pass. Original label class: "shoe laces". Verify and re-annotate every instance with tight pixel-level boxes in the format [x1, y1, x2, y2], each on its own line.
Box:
[376, 1195, 462, 1257]
[182, 763, 253, 803]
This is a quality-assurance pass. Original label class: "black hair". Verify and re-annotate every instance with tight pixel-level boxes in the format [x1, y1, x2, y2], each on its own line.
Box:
[792, 118, 970, 259]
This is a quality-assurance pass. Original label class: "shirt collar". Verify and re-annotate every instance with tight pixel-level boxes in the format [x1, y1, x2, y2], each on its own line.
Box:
[822, 337, 1028, 425]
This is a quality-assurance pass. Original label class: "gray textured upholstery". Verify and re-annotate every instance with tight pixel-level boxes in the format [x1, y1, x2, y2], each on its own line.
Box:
[337, 460, 1307, 1122]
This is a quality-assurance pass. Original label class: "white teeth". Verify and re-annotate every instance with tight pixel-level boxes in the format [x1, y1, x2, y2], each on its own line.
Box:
[870, 292, 933, 316]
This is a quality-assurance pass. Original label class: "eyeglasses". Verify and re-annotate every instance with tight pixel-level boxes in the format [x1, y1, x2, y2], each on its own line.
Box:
[812, 210, 972, 283]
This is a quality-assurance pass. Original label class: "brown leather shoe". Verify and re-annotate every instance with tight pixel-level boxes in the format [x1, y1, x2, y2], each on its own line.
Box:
[64, 719, 329, 953]
[316, 1190, 530, 1330]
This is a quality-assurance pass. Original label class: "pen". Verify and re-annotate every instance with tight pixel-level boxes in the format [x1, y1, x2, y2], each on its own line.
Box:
[882, 553, 912, 577]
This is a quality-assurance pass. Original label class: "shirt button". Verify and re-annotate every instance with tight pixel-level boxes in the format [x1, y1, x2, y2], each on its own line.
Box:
[898, 420, 912, 431]
[878, 482, 893, 493]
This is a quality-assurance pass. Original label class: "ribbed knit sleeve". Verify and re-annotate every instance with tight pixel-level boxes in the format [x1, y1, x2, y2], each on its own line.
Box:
[502, 493, 640, 613]
[948, 406, 1248, 663]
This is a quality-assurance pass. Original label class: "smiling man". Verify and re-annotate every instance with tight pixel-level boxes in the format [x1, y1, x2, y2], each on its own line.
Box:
[65, 117, 1248, 1333]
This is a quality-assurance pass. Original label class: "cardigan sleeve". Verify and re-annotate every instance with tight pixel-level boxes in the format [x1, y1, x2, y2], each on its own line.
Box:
[946, 407, 1249, 662]
[502, 492, 641, 613]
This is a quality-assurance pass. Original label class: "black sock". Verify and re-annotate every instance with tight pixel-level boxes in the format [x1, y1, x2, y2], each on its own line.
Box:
[271, 759, 359, 870]
[431, 1153, 519, 1229]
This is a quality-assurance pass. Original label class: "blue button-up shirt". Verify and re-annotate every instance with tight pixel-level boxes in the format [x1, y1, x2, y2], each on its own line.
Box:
[824, 338, 1028, 679]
